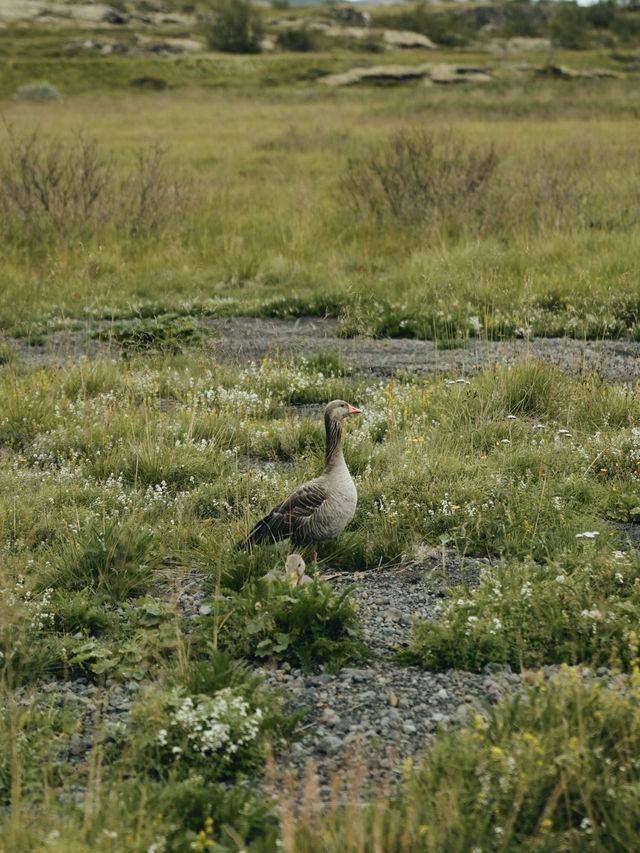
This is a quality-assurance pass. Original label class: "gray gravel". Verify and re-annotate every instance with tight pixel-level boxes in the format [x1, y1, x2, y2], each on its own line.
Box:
[6, 316, 640, 384]
[255, 549, 514, 800]
[208, 317, 640, 385]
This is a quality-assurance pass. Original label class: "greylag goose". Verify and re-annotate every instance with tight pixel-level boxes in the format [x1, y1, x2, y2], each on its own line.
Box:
[264, 554, 312, 586]
[238, 400, 361, 556]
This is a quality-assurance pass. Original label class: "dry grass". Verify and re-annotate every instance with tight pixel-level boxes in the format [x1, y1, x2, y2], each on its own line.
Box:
[1, 88, 639, 338]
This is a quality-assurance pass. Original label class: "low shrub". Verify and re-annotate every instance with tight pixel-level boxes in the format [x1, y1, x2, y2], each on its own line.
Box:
[276, 26, 318, 52]
[0, 129, 191, 246]
[342, 129, 498, 234]
[212, 574, 369, 672]
[200, 0, 264, 54]
[12, 82, 60, 101]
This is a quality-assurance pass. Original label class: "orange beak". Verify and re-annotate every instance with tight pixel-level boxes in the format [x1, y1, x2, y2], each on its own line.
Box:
[348, 405, 361, 415]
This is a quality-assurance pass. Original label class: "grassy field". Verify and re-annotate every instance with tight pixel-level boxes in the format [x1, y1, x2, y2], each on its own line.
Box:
[2, 349, 640, 851]
[1, 40, 640, 342]
[2, 4, 640, 850]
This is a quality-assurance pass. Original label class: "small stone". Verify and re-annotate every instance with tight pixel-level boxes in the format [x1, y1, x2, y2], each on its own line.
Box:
[317, 735, 343, 755]
[320, 708, 340, 727]
[381, 607, 403, 622]
[359, 690, 376, 702]
[341, 668, 370, 682]
[198, 604, 212, 616]
[69, 733, 84, 756]
[389, 691, 398, 707]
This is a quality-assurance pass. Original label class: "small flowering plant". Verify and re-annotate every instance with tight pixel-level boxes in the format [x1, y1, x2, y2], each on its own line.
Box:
[151, 687, 266, 779]
[0, 574, 57, 679]
[404, 548, 640, 672]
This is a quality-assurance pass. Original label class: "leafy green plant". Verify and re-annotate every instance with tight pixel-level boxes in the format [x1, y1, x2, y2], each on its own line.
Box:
[213, 575, 369, 672]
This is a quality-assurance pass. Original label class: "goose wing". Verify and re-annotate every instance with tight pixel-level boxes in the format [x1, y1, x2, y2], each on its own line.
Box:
[239, 478, 328, 546]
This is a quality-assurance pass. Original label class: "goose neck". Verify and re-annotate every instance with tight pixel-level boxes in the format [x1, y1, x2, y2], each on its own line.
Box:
[324, 417, 344, 469]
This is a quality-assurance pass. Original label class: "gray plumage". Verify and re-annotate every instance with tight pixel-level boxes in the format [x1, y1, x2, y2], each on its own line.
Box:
[238, 400, 361, 550]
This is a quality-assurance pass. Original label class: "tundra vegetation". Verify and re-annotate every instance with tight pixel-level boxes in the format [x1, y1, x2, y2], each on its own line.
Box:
[1, 1, 640, 850]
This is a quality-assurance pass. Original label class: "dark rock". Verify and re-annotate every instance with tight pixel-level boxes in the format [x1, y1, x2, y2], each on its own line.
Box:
[102, 10, 128, 25]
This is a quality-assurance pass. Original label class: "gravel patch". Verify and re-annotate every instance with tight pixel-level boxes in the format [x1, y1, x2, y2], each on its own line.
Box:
[208, 317, 640, 385]
[255, 549, 516, 800]
[5, 317, 640, 385]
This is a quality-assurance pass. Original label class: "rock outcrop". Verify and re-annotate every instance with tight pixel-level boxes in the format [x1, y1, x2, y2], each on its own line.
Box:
[322, 63, 491, 87]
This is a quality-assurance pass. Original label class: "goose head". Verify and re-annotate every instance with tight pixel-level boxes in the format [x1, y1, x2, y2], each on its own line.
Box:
[285, 553, 307, 586]
[324, 399, 361, 423]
